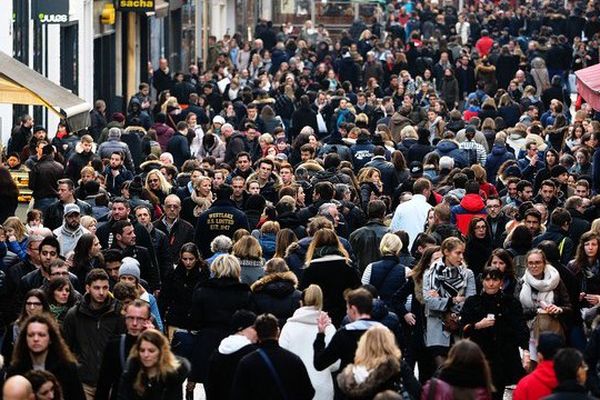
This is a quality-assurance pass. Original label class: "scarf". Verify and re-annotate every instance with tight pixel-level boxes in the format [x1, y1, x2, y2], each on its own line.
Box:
[519, 264, 560, 309]
[190, 189, 212, 217]
[49, 303, 68, 319]
[431, 260, 466, 298]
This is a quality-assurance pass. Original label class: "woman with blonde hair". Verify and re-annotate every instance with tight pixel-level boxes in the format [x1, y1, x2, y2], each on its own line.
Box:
[232, 235, 265, 285]
[337, 325, 421, 399]
[299, 228, 360, 325]
[190, 254, 252, 392]
[2, 216, 29, 261]
[361, 233, 411, 306]
[280, 284, 338, 400]
[119, 329, 190, 399]
[181, 176, 213, 224]
[144, 169, 172, 204]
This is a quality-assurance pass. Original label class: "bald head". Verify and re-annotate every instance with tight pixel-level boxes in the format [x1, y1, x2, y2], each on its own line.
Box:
[3, 376, 34, 400]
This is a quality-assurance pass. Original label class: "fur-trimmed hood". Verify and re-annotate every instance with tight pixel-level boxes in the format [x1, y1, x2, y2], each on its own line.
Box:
[251, 271, 298, 294]
[337, 358, 401, 398]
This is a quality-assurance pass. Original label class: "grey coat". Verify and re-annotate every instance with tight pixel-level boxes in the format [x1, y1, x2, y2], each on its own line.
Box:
[423, 259, 476, 347]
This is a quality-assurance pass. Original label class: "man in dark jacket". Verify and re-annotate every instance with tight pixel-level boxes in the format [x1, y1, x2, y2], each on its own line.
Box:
[565, 196, 591, 247]
[194, 184, 250, 257]
[152, 58, 172, 94]
[430, 203, 464, 244]
[43, 178, 93, 231]
[349, 200, 390, 273]
[365, 146, 397, 195]
[63, 269, 124, 397]
[532, 207, 574, 265]
[223, 124, 247, 167]
[8, 114, 33, 155]
[29, 144, 65, 213]
[311, 153, 354, 187]
[314, 288, 379, 398]
[96, 300, 152, 400]
[231, 313, 314, 400]
[103, 152, 134, 197]
[167, 121, 192, 169]
[135, 205, 173, 281]
[153, 194, 195, 262]
[111, 220, 160, 292]
[486, 197, 510, 249]
[206, 310, 258, 400]
[337, 50, 361, 88]
[350, 131, 376, 170]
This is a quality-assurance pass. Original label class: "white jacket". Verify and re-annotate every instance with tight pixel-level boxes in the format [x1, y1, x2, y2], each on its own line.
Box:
[279, 307, 339, 400]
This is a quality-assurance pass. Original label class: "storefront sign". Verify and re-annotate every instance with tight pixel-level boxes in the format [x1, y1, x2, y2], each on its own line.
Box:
[33, 0, 70, 24]
[117, 0, 156, 12]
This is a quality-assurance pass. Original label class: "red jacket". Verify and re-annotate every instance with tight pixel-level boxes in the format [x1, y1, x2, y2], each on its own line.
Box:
[475, 36, 494, 57]
[450, 194, 487, 235]
[513, 361, 557, 400]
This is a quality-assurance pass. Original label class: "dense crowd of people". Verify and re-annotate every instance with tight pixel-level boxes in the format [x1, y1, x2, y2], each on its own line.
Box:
[1, 0, 600, 398]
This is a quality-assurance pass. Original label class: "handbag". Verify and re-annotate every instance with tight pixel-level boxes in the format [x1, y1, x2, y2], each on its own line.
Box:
[442, 312, 460, 334]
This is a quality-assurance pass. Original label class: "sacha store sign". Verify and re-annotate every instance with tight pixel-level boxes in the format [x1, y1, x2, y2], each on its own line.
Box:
[117, 0, 156, 12]
[33, 0, 70, 24]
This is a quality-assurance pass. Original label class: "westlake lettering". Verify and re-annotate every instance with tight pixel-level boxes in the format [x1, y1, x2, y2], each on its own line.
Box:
[207, 213, 235, 230]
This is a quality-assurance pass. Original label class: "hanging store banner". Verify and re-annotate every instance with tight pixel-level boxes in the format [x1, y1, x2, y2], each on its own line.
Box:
[117, 0, 156, 12]
[33, 0, 70, 24]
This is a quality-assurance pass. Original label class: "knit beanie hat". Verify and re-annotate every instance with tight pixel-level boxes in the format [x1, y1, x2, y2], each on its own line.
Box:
[119, 257, 141, 281]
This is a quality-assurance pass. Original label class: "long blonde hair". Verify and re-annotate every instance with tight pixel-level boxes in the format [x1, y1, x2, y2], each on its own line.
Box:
[129, 329, 180, 396]
[354, 326, 401, 370]
[145, 169, 172, 195]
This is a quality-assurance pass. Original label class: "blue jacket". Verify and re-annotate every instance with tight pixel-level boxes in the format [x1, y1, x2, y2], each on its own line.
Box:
[350, 137, 376, 170]
[485, 144, 515, 183]
[517, 157, 545, 181]
[366, 256, 408, 307]
[103, 166, 133, 196]
[166, 132, 191, 169]
[194, 199, 250, 257]
[435, 140, 468, 167]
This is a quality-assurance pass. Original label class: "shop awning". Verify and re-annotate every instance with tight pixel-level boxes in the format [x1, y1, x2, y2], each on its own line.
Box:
[576, 63, 600, 112]
[0, 51, 91, 132]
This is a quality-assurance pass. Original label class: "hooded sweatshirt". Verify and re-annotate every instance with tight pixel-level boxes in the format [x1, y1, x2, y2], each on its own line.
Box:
[279, 306, 339, 400]
[53, 224, 90, 256]
[513, 360, 557, 400]
[451, 193, 487, 235]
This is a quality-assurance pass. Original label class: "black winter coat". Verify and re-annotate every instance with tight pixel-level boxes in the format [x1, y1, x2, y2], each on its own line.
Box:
[461, 291, 529, 389]
[153, 218, 195, 262]
[349, 220, 390, 273]
[96, 333, 137, 400]
[7, 352, 86, 400]
[231, 340, 315, 400]
[28, 154, 64, 200]
[189, 277, 253, 382]
[118, 357, 190, 400]
[250, 271, 302, 327]
[205, 342, 258, 400]
[299, 253, 360, 326]
[161, 265, 209, 329]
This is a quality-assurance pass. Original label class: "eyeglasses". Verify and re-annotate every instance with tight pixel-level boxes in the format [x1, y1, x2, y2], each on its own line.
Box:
[165, 204, 180, 209]
[26, 302, 43, 307]
[148, 179, 159, 183]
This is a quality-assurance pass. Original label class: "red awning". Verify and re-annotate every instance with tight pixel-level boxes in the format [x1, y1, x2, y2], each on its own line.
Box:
[576, 64, 600, 112]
